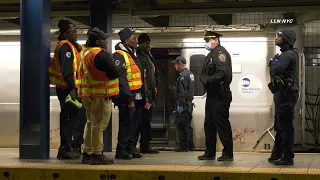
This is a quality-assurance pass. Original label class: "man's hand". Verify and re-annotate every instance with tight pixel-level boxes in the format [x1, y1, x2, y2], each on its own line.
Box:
[144, 101, 152, 110]
[70, 89, 77, 99]
[128, 101, 135, 112]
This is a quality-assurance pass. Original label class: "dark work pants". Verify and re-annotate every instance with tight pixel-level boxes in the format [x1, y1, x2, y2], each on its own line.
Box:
[116, 100, 143, 155]
[71, 105, 86, 149]
[175, 101, 195, 150]
[56, 87, 85, 151]
[204, 91, 233, 157]
[134, 105, 153, 152]
[271, 90, 298, 160]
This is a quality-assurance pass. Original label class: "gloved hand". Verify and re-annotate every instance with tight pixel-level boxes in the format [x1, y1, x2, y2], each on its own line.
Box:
[177, 106, 183, 114]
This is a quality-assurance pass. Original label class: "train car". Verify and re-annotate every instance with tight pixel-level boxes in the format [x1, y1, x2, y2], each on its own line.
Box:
[0, 24, 305, 152]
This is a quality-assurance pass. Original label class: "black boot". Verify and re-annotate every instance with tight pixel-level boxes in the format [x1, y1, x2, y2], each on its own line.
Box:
[217, 154, 233, 161]
[115, 152, 133, 160]
[81, 153, 91, 164]
[57, 147, 81, 160]
[273, 157, 294, 165]
[91, 154, 114, 165]
[140, 147, 159, 154]
[198, 152, 215, 160]
[127, 149, 143, 158]
[267, 156, 281, 163]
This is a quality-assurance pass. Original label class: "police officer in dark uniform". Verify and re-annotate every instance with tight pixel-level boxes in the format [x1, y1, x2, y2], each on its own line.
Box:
[172, 56, 195, 152]
[198, 31, 233, 161]
[267, 29, 299, 165]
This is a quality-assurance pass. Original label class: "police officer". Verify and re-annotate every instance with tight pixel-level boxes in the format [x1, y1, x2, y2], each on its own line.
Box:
[172, 56, 195, 152]
[134, 33, 160, 154]
[198, 31, 233, 161]
[267, 29, 299, 165]
[48, 20, 86, 159]
[112, 27, 144, 160]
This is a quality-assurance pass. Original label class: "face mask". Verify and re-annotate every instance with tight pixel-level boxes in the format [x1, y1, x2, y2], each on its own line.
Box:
[205, 42, 211, 51]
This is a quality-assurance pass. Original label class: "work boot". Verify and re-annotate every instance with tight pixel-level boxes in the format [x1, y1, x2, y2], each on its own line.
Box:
[81, 153, 91, 164]
[273, 158, 294, 165]
[91, 154, 114, 165]
[71, 147, 82, 158]
[128, 149, 143, 158]
[57, 147, 81, 160]
[174, 147, 188, 152]
[267, 156, 281, 163]
[217, 155, 234, 161]
[198, 153, 215, 160]
[72, 146, 82, 154]
[115, 152, 133, 160]
[140, 147, 160, 154]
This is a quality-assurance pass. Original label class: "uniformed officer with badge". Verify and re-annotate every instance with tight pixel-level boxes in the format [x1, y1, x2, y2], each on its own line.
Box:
[198, 31, 233, 161]
[172, 56, 195, 152]
[267, 29, 299, 165]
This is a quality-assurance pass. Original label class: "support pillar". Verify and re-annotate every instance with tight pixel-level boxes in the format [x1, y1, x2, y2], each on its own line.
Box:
[20, 0, 51, 159]
[90, 0, 113, 152]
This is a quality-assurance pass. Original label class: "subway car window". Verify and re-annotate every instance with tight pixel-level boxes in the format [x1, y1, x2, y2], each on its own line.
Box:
[189, 54, 206, 96]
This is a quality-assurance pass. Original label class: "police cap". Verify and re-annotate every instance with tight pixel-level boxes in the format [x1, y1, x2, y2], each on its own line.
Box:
[87, 27, 110, 40]
[171, 56, 186, 64]
[204, 31, 222, 40]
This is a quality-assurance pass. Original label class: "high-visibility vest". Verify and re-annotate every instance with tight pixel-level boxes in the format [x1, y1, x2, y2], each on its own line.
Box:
[48, 40, 81, 89]
[114, 50, 142, 90]
[77, 47, 120, 97]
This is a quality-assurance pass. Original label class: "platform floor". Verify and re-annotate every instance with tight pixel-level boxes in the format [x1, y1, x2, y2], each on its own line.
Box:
[1, 149, 320, 180]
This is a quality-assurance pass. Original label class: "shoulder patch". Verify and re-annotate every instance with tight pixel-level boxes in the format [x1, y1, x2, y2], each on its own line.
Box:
[218, 53, 226, 62]
[190, 74, 195, 81]
[115, 60, 120, 67]
[66, 52, 71, 58]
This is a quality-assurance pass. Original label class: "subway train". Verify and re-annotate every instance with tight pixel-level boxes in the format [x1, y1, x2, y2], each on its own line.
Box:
[0, 25, 306, 152]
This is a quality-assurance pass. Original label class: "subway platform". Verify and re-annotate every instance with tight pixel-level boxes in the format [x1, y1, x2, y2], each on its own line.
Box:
[0, 149, 320, 180]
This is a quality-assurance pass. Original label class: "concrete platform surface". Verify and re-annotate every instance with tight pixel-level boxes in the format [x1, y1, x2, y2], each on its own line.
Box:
[1, 149, 320, 180]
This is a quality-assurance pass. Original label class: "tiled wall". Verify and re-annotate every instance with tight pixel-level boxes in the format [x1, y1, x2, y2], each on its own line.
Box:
[304, 19, 320, 147]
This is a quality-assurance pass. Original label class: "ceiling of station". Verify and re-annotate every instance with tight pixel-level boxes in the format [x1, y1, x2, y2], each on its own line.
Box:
[0, 0, 320, 27]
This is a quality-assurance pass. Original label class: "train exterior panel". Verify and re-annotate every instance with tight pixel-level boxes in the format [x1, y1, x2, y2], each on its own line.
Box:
[0, 28, 305, 152]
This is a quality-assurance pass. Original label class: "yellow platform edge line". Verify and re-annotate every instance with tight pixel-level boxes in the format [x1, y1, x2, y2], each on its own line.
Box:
[0, 163, 319, 175]
[1, 167, 319, 180]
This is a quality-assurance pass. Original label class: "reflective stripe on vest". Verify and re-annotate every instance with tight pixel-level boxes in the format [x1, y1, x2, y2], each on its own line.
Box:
[78, 47, 120, 97]
[48, 40, 81, 89]
[114, 50, 142, 90]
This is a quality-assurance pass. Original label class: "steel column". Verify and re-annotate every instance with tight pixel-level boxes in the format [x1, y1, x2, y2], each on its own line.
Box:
[19, 0, 51, 159]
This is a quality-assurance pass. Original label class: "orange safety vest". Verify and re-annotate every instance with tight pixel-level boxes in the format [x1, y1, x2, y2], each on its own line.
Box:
[77, 47, 120, 98]
[48, 40, 82, 89]
[114, 50, 142, 90]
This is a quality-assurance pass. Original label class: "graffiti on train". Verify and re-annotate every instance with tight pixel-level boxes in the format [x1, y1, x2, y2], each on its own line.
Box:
[232, 125, 256, 147]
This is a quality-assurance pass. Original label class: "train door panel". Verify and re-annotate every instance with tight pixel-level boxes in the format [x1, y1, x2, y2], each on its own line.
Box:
[181, 49, 208, 147]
